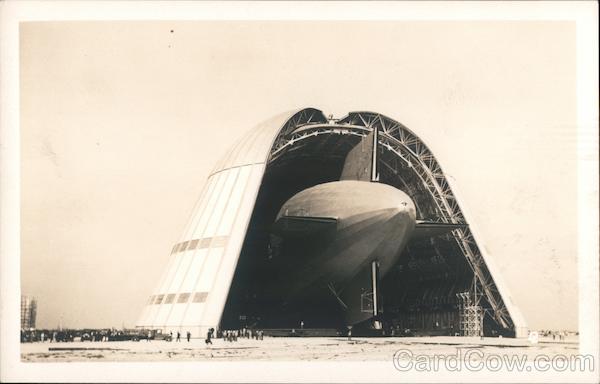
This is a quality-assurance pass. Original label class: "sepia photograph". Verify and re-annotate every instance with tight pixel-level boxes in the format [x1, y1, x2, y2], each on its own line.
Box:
[1, 1, 598, 383]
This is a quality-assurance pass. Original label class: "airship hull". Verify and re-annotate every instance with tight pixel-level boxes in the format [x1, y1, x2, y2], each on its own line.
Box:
[268, 180, 416, 325]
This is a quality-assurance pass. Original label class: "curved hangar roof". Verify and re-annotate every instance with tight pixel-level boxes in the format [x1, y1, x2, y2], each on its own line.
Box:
[136, 108, 527, 337]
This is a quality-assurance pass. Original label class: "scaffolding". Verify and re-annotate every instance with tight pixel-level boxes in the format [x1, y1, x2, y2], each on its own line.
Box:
[456, 279, 483, 337]
[21, 295, 37, 330]
[361, 290, 375, 313]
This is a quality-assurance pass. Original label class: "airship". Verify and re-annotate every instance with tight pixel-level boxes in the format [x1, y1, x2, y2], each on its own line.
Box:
[267, 128, 464, 328]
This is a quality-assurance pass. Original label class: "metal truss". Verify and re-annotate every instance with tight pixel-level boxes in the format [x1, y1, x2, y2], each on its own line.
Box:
[269, 108, 329, 159]
[268, 111, 513, 331]
[456, 291, 483, 337]
[361, 291, 375, 313]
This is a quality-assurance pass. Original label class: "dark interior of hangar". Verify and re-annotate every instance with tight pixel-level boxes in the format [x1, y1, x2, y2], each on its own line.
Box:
[221, 131, 504, 336]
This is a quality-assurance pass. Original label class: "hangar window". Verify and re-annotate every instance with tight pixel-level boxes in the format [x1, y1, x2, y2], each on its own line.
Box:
[210, 236, 228, 248]
[177, 293, 190, 303]
[193, 292, 208, 303]
[164, 294, 176, 304]
[188, 239, 199, 250]
[154, 295, 164, 304]
[199, 238, 212, 248]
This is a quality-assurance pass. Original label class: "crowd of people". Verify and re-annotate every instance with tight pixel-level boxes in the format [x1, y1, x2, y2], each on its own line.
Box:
[157, 327, 265, 344]
[20, 327, 267, 344]
[539, 329, 573, 341]
[20, 329, 127, 343]
[20, 329, 71, 343]
[218, 327, 264, 342]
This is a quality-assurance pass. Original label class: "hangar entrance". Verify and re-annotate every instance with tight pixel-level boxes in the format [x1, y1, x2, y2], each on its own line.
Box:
[221, 112, 515, 337]
[220, 144, 347, 330]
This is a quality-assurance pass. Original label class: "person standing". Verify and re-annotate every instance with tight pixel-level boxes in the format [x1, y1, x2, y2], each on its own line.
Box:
[205, 328, 213, 345]
[176, 331, 181, 342]
[186, 331, 191, 342]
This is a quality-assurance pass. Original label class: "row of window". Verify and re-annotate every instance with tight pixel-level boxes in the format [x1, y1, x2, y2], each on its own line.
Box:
[148, 291, 209, 305]
[170, 236, 228, 254]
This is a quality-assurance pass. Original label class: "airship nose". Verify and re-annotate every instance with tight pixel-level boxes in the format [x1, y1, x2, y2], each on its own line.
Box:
[351, 181, 417, 216]
[397, 198, 417, 220]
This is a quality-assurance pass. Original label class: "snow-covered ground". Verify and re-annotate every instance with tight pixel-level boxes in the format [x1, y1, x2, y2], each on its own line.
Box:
[20, 335, 579, 362]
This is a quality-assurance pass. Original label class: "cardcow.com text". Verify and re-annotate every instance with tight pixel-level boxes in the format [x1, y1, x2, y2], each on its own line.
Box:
[392, 349, 594, 372]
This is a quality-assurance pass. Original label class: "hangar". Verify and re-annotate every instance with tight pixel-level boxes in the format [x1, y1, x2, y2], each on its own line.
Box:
[135, 108, 528, 338]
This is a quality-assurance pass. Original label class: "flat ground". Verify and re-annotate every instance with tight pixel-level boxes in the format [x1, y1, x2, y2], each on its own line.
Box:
[21, 335, 578, 362]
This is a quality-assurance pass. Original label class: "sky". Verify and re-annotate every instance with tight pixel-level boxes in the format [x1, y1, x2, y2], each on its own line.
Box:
[20, 21, 578, 331]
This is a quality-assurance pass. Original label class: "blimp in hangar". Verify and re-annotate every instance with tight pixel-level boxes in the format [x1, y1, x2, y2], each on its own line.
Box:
[136, 108, 528, 338]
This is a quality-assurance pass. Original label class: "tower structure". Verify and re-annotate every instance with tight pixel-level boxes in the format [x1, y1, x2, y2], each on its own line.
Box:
[21, 295, 37, 330]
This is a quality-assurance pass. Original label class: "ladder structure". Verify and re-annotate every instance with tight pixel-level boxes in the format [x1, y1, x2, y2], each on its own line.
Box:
[456, 286, 483, 337]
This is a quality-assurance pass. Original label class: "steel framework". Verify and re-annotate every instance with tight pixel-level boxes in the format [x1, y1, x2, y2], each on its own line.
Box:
[20, 295, 37, 330]
[457, 291, 483, 337]
[267, 111, 513, 331]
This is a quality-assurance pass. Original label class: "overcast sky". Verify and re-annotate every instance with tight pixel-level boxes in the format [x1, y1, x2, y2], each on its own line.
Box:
[20, 21, 577, 331]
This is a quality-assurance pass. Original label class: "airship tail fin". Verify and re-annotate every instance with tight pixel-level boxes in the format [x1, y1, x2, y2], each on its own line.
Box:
[412, 221, 468, 240]
[340, 128, 379, 182]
